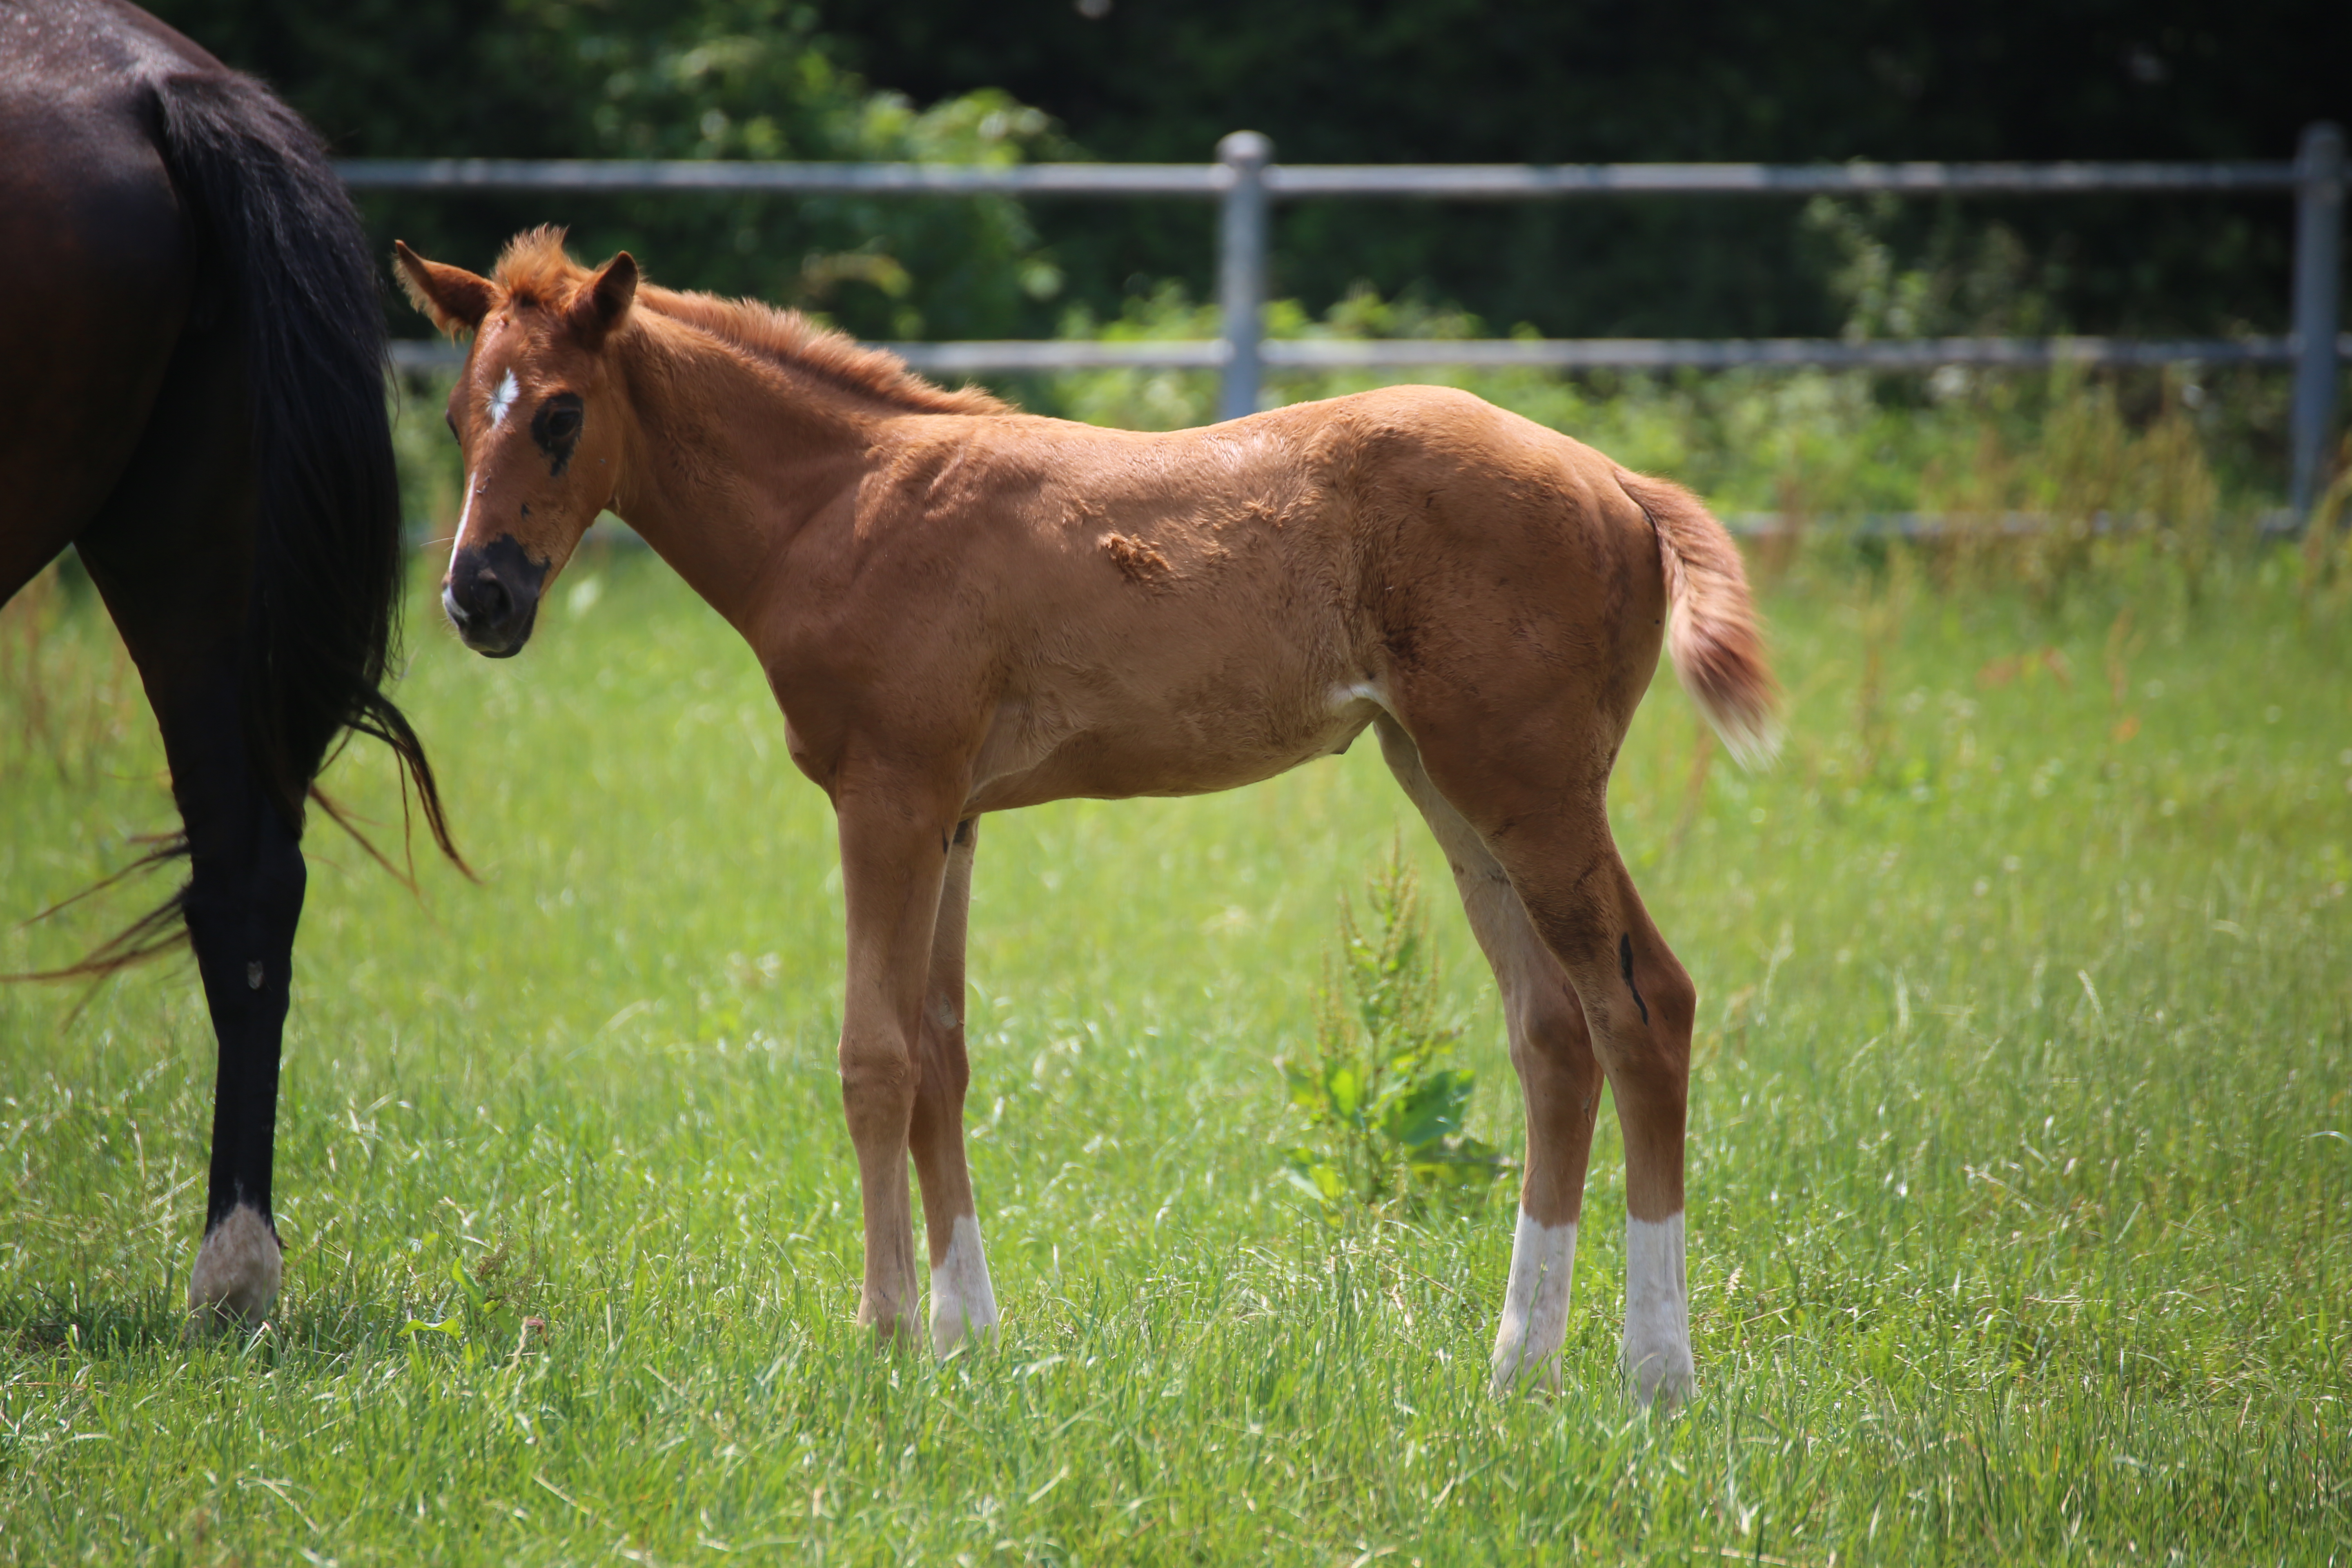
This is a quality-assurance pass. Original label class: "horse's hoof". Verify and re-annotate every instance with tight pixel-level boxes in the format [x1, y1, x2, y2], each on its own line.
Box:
[1624, 1343, 1695, 1409]
[930, 1308, 1000, 1359]
[928, 1216, 1000, 1359]
[1487, 1349, 1564, 1399]
[857, 1300, 924, 1353]
[185, 1205, 282, 1332]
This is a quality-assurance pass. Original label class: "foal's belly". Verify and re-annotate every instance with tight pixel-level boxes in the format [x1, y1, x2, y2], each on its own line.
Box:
[963, 682, 1385, 813]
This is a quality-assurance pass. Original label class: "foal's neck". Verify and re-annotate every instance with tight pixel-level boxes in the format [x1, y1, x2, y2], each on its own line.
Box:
[607, 316, 887, 634]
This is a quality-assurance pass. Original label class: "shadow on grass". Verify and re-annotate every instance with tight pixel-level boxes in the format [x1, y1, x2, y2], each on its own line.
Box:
[0, 1286, 185, 1359]
[0, 1285, 512, 1364]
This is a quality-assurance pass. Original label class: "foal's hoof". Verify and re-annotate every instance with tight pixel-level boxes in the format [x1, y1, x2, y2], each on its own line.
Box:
[1487, 1343, 1563, 1398]
[185, 1205, 282, 1333]
[930, 1307, 1000, 1360]
[1624, 1341, 1696, 1410]
[857, 1303, 924, 1353]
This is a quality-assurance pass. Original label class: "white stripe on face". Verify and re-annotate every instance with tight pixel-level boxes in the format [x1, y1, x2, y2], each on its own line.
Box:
[929, 1213, 1000, 1357]
[1490, 1208, 1576, 1394]
[442, 475, 478, 627]
[451, 476, 476, 559]
[1624, 1213, 1695, 1405]
[489, 369, 520, 428]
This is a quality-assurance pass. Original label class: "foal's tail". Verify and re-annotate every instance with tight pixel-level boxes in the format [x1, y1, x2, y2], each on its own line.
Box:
[1613, 468, 1782, 767]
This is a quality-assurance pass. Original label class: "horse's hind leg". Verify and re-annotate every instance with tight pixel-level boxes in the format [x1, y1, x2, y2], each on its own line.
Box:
[1398, 734, 1698, 1405]
[1487, 815, 1696, 1404]
[1377, 718, 1604, 1394]
[153, 670, 303, 1330]
[75, 323, 303, 1330]
[909, 817, 999, 1355]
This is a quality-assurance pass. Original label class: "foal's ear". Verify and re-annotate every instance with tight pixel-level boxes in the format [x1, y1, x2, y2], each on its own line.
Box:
[568, 252, 638, 347]
[392, 241, 495, 336]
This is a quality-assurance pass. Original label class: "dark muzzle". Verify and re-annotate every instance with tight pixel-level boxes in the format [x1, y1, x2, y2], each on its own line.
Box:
[442, 534, 548, 657]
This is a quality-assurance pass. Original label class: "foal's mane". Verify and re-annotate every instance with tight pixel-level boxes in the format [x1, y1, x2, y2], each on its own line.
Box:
[492, 227, 1005, 416]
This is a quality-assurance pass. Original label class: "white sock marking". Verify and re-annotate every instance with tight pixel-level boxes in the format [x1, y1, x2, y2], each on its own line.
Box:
[1490, 1208, 1577, 1394]
[187, 1203, 282, 1328]
[929, 1213, 1000, 1356]
[488, 369, 520, 428]
[1624, 1213, 1695, 1405]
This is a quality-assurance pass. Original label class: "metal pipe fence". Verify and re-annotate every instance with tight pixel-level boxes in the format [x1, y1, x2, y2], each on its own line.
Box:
[346, 121, 2347, 515]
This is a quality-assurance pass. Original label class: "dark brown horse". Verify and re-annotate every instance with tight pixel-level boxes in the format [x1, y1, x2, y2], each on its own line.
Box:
[0, 0, 457, 1327]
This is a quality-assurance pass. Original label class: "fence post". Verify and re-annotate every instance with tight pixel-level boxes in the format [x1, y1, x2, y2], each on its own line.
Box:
[2291, 122, 2344, 520]
[1217, 131, 1272, 423]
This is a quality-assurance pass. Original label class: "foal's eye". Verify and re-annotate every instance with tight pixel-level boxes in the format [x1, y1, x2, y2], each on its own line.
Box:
[530, 392, 588, 474]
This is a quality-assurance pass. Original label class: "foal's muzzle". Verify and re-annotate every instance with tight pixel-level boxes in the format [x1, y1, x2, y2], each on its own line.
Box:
[443, 534, 548, 658]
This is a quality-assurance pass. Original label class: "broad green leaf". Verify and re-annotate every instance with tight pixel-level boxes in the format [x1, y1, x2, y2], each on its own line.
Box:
[1324, 1066, 1362, 1120]
[1381, 1069, 1473, 1149]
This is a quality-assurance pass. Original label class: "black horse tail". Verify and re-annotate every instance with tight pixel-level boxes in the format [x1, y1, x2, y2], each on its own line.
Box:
[154, 69, 464, 870]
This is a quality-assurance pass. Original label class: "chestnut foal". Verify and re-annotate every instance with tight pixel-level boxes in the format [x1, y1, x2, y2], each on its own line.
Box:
[397, 230, 1777, 1403]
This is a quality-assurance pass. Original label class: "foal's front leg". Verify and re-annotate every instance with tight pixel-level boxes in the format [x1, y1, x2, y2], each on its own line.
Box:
[910, 818, 999, 1355]
[833, 784, 958, 1344]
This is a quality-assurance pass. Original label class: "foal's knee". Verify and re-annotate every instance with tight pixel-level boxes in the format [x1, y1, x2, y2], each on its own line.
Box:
[838, 1032, 917, 1138]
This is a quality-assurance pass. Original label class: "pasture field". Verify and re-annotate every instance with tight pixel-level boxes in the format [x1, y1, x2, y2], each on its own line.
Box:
[2, 539, 2349, 1564]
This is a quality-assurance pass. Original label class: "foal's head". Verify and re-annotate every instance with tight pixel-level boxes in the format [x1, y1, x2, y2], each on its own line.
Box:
[394, 229, 636, 657]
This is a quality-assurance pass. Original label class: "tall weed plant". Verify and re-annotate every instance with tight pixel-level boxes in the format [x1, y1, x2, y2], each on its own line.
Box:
[1278, 846, 1506, 1217]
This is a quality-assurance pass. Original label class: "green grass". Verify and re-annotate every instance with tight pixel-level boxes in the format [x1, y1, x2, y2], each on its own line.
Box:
[3, 541, 2349, 1564]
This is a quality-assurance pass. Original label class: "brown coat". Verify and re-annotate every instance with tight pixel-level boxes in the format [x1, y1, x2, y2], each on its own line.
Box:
[398, 229, 1777, 1403]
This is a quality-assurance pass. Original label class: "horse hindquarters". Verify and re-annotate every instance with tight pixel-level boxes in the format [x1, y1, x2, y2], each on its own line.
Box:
[1372, 457, 1733, 1404]
[0, 59, 296, 1326]
[0, 96, 192, 601]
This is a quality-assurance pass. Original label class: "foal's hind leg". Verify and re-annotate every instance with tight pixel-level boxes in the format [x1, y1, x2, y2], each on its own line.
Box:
[1488, 819, 1696, 1405]
[1377, 719, 1604, 1394]
[909, 817, 999, 1355]
[1399, 727, 1698, 1405]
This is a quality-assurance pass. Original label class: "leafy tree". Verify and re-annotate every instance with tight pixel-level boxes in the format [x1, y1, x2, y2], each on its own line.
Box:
[151, 0, 1071, 339]
[829, 0, 2348, 341]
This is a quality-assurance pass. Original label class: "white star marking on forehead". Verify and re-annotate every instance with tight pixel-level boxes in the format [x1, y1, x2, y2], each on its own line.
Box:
[488, 369, 520, 428]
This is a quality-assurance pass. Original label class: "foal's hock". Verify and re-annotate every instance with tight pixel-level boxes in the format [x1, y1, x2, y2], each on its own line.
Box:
[400, 229, 1779, 1403]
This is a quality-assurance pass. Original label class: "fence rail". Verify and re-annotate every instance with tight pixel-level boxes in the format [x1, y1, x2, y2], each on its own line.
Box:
[338, 156, 2304, 198]
[346, 121, 2348, 516]
[387, 332, 2345, 376]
